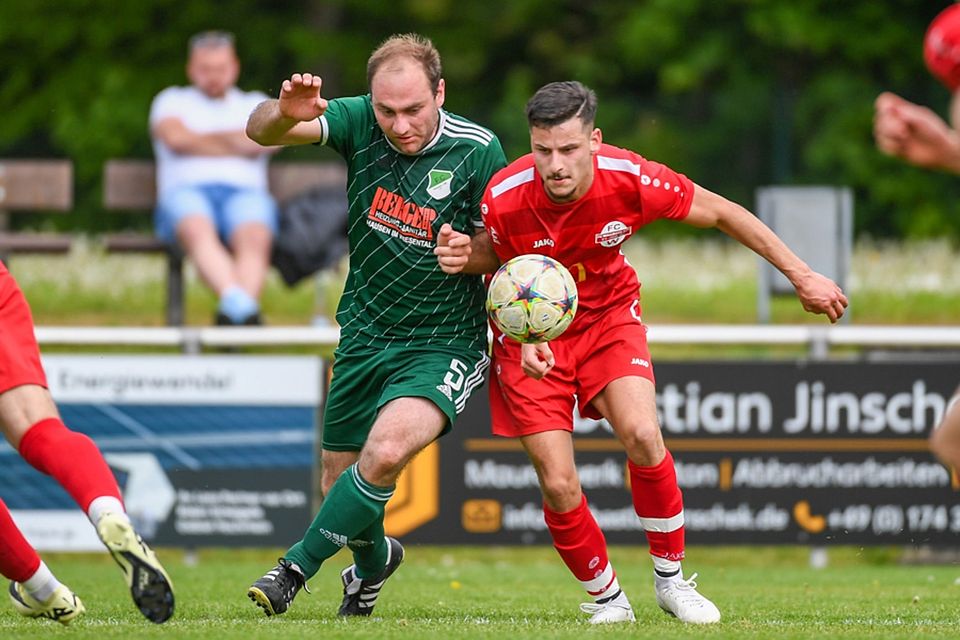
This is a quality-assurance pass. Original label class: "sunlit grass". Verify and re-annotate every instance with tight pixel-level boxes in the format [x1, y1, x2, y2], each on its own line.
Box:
[2, 546, 959, 639]
[6, 237, 959, 326]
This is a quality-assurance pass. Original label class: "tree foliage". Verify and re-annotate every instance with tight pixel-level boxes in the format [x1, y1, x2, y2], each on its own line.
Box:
[1, 0, 957, 239]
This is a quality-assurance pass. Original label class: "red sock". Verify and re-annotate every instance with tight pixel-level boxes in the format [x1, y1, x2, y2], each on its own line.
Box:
[544, 494, 619, 599]
[0, 498, 41, 582]
[18, 418, 123, 513]
[628, 449, 685, 562]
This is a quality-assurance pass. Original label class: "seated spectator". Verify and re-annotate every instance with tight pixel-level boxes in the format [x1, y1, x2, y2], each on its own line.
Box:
[150, 31, 277, 325]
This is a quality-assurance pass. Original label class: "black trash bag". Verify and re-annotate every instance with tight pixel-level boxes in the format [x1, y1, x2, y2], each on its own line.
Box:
[271, 185, 349, 287]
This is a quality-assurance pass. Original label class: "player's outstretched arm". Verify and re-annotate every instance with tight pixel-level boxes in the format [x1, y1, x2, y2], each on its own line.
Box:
[435, 224, 500, 275]
[246, 73, 327, 146]
[873, 92, 960, 173]
[683, 184, 848, 323]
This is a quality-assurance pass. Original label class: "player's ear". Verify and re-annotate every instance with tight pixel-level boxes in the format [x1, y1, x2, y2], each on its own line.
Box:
[590, 128, 602, 154]
[435, 78, 446, 108]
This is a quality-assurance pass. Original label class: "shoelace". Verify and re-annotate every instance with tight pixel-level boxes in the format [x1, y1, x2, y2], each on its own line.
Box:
[275, 560, 310, 596]
[662, 572, 707, 605]
[578, 600, 630, 615]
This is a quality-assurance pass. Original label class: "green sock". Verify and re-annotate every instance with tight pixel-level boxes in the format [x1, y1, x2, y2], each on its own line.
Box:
[284, 464, 394, 579]
[350, 520, 388, 578]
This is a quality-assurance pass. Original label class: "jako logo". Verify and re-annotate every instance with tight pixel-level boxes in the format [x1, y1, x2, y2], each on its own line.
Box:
[532, 238, 555, 249]
[631, 357, 650, 367]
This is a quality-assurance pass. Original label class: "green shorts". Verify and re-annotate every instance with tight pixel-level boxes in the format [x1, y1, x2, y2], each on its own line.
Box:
[322, 343, 490, 451]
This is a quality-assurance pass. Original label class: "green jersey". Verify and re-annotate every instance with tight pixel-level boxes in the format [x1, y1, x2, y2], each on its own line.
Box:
[318, 95, 506, 350]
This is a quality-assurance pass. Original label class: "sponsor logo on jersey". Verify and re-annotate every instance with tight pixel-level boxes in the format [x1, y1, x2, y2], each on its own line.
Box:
[489, 226, 501, 244]
[532, 238, 555, 249]
[427, 169, 454, 199]
[595, 220, 632, 247]
[368, 186, 438, 247]
[631, 357, 650, 367]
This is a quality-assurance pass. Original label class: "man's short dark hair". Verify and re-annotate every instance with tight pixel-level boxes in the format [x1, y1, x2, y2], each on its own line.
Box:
[525, 81, 597, 129]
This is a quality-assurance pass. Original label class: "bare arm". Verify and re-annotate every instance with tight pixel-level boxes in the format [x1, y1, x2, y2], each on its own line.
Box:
[246, 73, 327, 146]
[682, 184, 848, 323]
[435, 224, 501, 275]
[874, 92, 960, 174]
[152, 117, 271, 157]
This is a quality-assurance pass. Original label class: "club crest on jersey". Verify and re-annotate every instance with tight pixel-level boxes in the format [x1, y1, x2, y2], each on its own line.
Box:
[595, 220, 632, 247]
[427, 169, 454, 199]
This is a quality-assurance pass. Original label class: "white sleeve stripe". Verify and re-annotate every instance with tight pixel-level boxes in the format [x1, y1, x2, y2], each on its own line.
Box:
[443, 129, 493, 146]
[597, 155, 640, 175]
[490, 167, 536, 198]
[444, 117, 494, 142]
[318, 115, 329, 145]
[637, 511, 684, 533]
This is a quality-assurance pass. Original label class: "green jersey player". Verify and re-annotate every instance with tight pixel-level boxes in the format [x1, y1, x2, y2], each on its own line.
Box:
[245, 33, 506, 619]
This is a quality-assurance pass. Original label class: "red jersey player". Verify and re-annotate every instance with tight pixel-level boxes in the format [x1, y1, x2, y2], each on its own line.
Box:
[0, 261, 174, 624]
[436, 81, 847, 625]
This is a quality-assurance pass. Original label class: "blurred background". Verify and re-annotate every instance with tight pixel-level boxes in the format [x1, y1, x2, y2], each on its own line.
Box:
[1, 0, 957, 240]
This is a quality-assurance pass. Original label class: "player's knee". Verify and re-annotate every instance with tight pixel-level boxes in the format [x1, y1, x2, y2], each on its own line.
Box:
[358, 444, 410, 485]
[618, 422, 662, 458]
[539, 473, 581, 511]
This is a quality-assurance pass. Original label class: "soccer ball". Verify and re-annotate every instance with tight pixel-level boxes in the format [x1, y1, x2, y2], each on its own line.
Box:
[486, 254, 578, 343]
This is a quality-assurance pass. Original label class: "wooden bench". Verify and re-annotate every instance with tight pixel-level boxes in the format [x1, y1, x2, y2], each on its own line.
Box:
[0, 160, 73, 261]
[103, 159, 346, 326]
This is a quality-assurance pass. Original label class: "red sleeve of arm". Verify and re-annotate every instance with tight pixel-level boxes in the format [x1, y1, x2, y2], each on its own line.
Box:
[480, 192, 515, 264]
[637, 159, 695, 222]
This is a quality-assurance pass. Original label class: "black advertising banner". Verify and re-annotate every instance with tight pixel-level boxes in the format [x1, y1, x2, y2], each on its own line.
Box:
[390, 361, 960, 546]
[152, 469, 311, 547]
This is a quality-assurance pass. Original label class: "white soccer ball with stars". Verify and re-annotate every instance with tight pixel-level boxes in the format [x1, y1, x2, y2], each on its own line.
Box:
[486, 254, 579, 344]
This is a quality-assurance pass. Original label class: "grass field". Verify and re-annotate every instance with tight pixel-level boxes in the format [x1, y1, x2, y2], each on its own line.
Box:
[1, 546, 958, 639]
[5, 240, 960, 638]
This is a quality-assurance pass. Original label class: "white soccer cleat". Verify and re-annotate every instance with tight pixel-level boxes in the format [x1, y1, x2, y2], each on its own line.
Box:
[97, 512, 175, 623]
[655, 572, 721, 624]
[8, 581, 85, 625]
[579, 590, 636, 624]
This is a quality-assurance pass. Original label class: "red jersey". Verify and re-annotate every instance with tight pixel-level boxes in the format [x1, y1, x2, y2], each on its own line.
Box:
[480, 143, 694, 332]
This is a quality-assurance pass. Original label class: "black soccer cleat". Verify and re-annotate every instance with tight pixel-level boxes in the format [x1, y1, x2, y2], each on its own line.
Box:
[338, 536, 404, 617]
[247, 558, 305, 616]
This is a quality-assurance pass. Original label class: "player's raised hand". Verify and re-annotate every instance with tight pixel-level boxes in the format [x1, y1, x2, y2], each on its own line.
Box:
[521, 342, 555, 380]
[874, 92, 960, 171]
[279, 73, 329, 122]
[435, 223, 473, 274]
[793, 271, 848, 323]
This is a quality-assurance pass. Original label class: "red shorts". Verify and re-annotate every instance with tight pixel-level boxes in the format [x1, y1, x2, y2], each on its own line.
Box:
[0, 263, 47, 394]
[489, 298, 655, 437]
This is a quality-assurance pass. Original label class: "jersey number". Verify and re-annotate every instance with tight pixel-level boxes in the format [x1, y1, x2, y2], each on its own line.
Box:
[443, 358, 468, 391]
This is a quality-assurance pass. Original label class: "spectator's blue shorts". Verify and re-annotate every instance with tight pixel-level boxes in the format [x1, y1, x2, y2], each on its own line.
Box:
[155, 183, 278, 244]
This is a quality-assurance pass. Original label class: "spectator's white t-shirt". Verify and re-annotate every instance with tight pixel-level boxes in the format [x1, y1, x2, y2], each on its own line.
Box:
[149, 86, 269, 196]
